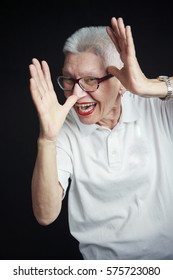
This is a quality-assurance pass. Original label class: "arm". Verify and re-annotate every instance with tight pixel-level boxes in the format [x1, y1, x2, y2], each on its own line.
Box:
[31, 138, 62, 225]
[106, 17, 173, 99]
[29, 58, 78, 225]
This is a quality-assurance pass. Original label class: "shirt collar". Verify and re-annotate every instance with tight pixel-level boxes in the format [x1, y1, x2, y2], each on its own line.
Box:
[69, 91, 140, 136]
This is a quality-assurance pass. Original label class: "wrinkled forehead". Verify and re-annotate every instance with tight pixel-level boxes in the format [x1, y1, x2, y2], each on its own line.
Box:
[63, 52, 106, 76]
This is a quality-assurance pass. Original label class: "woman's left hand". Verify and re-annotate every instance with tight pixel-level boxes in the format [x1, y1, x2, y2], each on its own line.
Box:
[106, 17, 149, 96]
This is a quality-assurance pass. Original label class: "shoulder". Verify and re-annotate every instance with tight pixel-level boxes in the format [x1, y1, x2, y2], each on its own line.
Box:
[124, 91, 173, 112]
[125, 92, 173, 133]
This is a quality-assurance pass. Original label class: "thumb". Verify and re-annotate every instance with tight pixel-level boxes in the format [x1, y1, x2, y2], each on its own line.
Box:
[63, 95, 78, 113]
[107, 66, 121, 79]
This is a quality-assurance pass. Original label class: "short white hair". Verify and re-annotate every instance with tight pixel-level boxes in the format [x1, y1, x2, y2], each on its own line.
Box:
[63, 26, 123, 69]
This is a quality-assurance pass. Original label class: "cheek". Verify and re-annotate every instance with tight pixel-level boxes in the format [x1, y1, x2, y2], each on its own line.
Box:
[98, 91, 118, 112]
[98, 92, 115, 106]
[96, 97, 109, 114]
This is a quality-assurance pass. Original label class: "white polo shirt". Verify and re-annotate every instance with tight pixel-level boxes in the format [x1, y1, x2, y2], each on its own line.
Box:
[56, 91, 173, 260]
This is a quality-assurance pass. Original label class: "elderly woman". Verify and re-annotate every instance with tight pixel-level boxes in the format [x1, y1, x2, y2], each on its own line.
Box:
[29, 17, 173, 260]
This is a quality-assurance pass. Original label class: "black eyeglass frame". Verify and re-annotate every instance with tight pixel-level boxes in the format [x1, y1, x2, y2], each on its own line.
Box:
[57, 73, 114, 92]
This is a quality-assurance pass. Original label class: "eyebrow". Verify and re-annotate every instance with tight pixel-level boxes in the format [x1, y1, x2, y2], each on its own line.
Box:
[62, 71, 104, 78]
[62, 67, 102, 77]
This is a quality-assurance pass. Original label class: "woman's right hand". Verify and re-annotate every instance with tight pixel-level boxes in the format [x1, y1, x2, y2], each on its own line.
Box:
[29, 58, 78, 141]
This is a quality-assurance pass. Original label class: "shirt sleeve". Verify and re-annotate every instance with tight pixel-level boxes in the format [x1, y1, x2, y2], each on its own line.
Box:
[133, 93, 173, 141]
[160, 99, 173, 140]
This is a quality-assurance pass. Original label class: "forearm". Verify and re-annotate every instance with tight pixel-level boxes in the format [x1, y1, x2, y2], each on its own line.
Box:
[139, 76, 173, 98]
[31, 138, 63, 225]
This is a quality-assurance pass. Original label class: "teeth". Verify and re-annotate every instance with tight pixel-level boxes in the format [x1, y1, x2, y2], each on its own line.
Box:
[75, 102, 96, 114]
[76, 102, 96, 108]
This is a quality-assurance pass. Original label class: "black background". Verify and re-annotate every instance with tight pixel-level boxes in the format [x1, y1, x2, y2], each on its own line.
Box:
[1, 1, 173, 260]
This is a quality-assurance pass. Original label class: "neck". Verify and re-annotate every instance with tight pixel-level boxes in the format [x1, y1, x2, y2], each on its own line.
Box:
[97, 104, 122, 130]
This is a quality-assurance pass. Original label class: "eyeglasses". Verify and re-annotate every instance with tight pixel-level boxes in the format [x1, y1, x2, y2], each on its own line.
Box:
[57, 74, 114, 92]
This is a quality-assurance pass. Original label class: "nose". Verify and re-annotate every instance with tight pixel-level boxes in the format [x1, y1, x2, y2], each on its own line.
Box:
[72, 83, 88, 98]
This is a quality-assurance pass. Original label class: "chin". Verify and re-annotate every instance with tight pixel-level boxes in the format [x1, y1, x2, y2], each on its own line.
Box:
[76, 113, 99, 125]
[78, 116, 97, 125]
[75, 106, 99, 125]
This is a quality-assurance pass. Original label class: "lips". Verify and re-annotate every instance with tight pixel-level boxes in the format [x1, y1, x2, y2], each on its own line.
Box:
[75, 102, 97, 116]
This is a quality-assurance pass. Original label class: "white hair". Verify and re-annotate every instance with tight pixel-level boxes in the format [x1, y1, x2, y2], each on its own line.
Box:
[63, 26, 123, 69]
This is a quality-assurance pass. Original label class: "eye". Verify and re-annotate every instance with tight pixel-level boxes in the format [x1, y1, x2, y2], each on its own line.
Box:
[83, 77, 97, 85]
[63, 77, 74, 85]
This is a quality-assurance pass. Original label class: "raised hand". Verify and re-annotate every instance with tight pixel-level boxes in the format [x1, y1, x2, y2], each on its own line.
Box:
[106, 17, 148, 95]
[29, 58, 78, 141]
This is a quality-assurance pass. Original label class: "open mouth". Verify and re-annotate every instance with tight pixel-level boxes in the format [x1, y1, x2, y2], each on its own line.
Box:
[75, 102, 97, 116]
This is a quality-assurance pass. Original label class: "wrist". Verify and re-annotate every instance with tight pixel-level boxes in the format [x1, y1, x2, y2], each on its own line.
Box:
[37, 137, 57, 148]
[157, 76, 172, 100]
[140, 78, 172, 98]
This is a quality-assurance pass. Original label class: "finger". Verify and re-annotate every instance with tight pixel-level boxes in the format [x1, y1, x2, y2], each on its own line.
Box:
[126, 25, 136, 56]
[117, 17, 126, 39]
[110, 17, 121, 37]
[31, 58, 49, 93]
[107, 66, 121, 79]
[29, 63, 47, 99]
[41, 60, 54, 91]
[63, 95, 78, 114]
[108, 17, 126, 52]
[111, 17, 128, 53]
[29, 62, 46, 93]
[29, 78, 44, 112]
[106, 26, 121, 53]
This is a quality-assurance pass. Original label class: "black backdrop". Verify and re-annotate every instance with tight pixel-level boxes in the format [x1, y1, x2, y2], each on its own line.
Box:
[1, 1, 173, 260]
